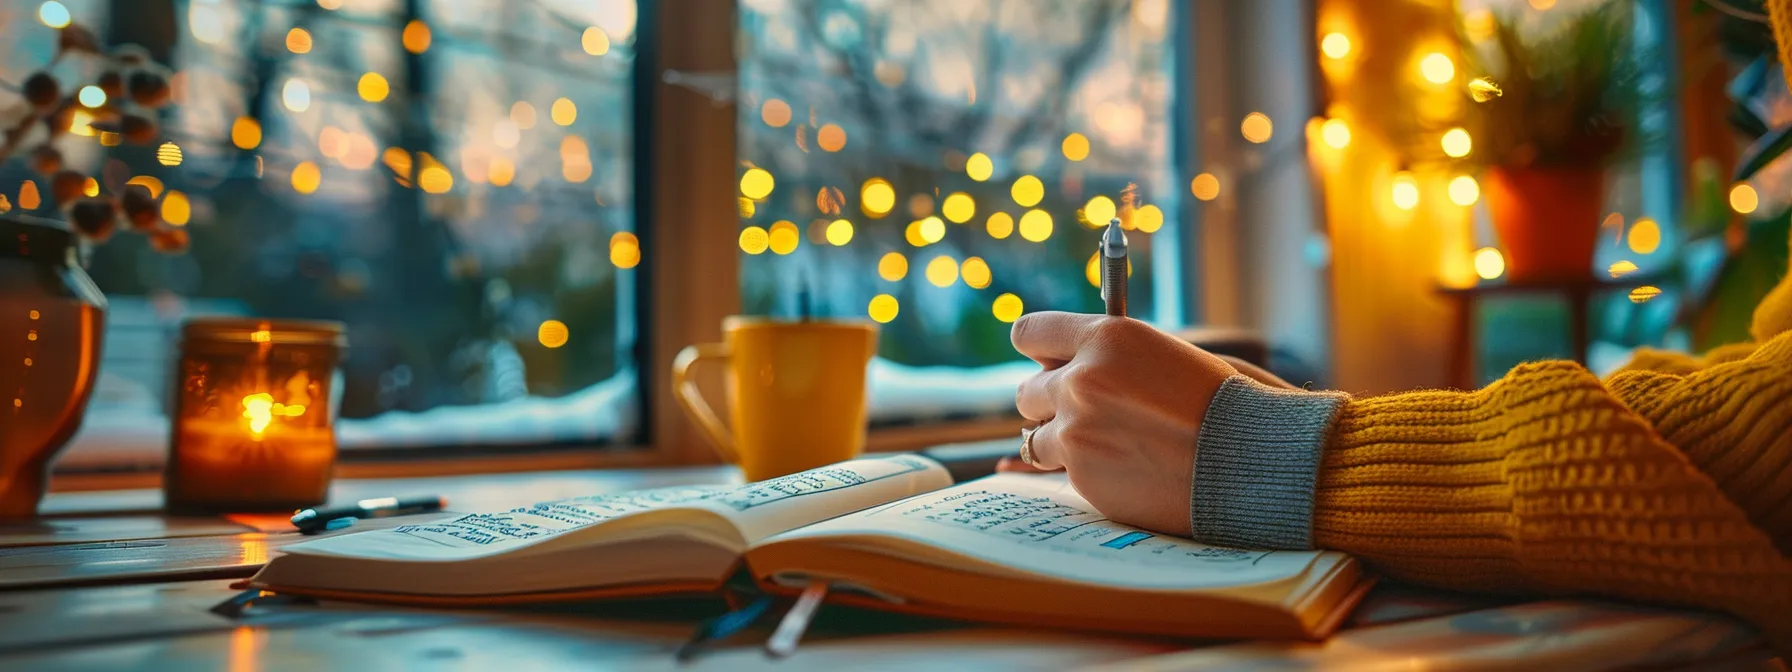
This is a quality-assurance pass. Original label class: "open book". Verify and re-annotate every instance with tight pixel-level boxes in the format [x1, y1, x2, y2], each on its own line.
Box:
[250, 455, 1369, 640]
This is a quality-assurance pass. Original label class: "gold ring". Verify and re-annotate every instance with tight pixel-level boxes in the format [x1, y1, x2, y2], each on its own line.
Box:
[1019, 426, 1038, 466]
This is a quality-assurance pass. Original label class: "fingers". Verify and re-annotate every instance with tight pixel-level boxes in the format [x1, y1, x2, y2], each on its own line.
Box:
[996, 456, 1063, 474]
[1024, 420, 1068, 471]
[1015, 367, 1061, 422]
[1010, 311, 1103, 364]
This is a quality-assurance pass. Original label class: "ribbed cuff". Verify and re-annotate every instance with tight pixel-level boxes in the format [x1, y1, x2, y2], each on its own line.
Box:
[1191, 375, 1347, 550]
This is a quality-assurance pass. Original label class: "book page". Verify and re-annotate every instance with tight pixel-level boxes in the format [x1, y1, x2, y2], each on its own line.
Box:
[768, 473, 1324, 590]
[282, 454, 951, 562]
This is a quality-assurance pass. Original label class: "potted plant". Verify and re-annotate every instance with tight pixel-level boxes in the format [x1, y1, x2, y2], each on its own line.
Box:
[0, 19, 185, 518]
[1459, 1, 1658, 282]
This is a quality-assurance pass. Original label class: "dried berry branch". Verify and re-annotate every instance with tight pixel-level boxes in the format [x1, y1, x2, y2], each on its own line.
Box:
[1, 18, 186, 254]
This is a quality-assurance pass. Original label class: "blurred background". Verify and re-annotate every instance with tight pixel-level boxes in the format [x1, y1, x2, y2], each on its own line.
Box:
[3, 0, 1785, 469]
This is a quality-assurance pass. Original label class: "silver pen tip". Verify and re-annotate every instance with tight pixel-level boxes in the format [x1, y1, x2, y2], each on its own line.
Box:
[1101, 219, 1127, 257]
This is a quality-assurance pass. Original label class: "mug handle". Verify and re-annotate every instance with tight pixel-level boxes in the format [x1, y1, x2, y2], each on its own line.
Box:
[672, 342, 740, 463]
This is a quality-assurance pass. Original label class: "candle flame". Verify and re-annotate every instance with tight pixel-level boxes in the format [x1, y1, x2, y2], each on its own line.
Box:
[242, 393, 305, 436]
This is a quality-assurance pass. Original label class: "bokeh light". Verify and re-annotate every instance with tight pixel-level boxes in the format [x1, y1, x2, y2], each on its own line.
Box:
[610, 232, 641, 268]
[156, 142, 183, 167]
[1473, 247, 1504, 280]
[1320, 32, 1350, 59]
[1191, 173, 1220, 201]
[231, 117, 261, 150]
[1083, 195, 1116, 228]
[925, 255, 960, 287]
[1391, 172, 1419, 210]
[38, 1, 70, 28]
[1629, 286, 1662, 303]
[402, 19, 431, 54]
[986, 212, 1014, 239]
[1011, 175, 1044, 207]
[878, 252, 908, 281]
[740, 168, 774, 200]
[81, 177, 97, 197]
[1609, 260, 1639, 278]
[291, 161, 321, 194]
[1018, 209, 1053, 242]
[537, 320, 569, 348]
[918, 215, 946, 243]
[1730, 184, 1759, 214]
[942, 192, 975, 223]
[817, 124, 847, 152]
[287, 27, 312, 53]
[1441, 128, 1472, 157]
[1447, 175, 1479, 206]
[77, 86, 105, 108]
[1062, 133, 1090, 162]
[992, 293, 1024, 323]
[826, 219, 854, 245]
[582, 27, 610, 55]
[127, 176, 164, 198]
[488, 157, 515, 186]
[283, 78, 311, 112]
[1241, 112, 1272, 143]
[961, 256, 992, 289]
[551, 98, 577, 126]
[739, 226, 769, 254]
[162, 190, 190, 225]
[762, 99, 791, 127]
[1628, 218, 1661, 254]
[966, 152, 993, 181]
[861, 178, 895, 217]
[1134, 204, 1164, 233]
[868, 294, 899, 323]
[511, 102, 537, 129]
[1420, 52, 1454, 84]
[769, 221, 799, 254]
[1320, 118, 1350, 149]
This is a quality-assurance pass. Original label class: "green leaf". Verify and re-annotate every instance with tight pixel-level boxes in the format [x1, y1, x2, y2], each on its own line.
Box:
[1733, 124, 1792, 182]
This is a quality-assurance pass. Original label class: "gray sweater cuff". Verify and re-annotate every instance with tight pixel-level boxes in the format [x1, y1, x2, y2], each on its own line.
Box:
[1190, 375, 1348, 550]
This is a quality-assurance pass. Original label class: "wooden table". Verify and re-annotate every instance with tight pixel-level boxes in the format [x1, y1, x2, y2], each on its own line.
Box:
[0, 463, 1775, 670]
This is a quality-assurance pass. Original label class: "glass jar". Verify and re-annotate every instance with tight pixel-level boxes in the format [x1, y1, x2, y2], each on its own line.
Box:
[164, 318, 346, 513]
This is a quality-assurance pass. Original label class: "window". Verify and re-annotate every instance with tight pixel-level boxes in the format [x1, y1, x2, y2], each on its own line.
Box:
[2, 0, 644, 468]
[734, 0, 1185, 422]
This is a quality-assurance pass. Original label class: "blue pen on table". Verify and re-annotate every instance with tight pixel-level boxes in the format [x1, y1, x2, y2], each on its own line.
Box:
[291, 495, 446, 534]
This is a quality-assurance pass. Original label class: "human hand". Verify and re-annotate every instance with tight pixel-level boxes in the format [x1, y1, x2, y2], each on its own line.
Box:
[1010, 312, 1238, 536]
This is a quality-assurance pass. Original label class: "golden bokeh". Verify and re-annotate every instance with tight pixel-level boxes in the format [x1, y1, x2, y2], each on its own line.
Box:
[1010, 175, 1044, 207]
[1441, 127, 1472, 157]
[966, 152, 993, 181]
[537, 320, 569, 348]
[1191, 173, 1220, 201]
[582, 27, 610, 55]
[1447, 175, 1479, 206]
[18, 180, 38, 210]
[1473, 247, 1504, 280]
[868, 294, 899, 323]
[740, 168, 775, 200]
[826, 219, 854, 245]
[905, 221, 928, 247]
[383, 147, 413, 178]
[878, 252, 909, 281]
[762, 99, 792, 128]
[1608, 260, 1639, 278]
[358, 72, 389, 102]
[1419, 52, 1454, 84]
[157, 142, 183, 167]
[162, 190, 190, 225]
[817, 124, 847, 152]
[1018, 209, 1053, 242]
[231, 116, 262, 150]
[1083, 195, 1116, 228]
[769, 221, 799, 254]
[925, 255, 960, 287]
[402, 19, 431, 54]
[986, 212, 1014, 239]
[1241, 112, 1272, 144]
[511, 101, 538, 129]
[488, 157, 515, 186]
[1061, 133, 1090, 162]
[286, 28, 312, 54]
[1730, 184, 1759, 214]
[739, 226, 769, 255]
[1320, 118, 1350, 149]
[1628, 285, 1662, 303]
[0, 195, 9, 214]
[81, 177, 98, 197]
[941, 192, 975, 223]
[961, 256, 991, 289]
[992, 293, 1024, 323]
[1529, 0, 1557, 9]
[610, 232, 641, 268]
[1391, 172, 1419, 210]
[1628, 218, 1661, 254]
[291, 161, 321, 194]
[1134, 204, 1164, 233]
[919, 216, 946, 244]
[127, 176, 164, 198]
[418, 156, 453, 194]
[738, 197, 756, 218]
[1320, 32, 1350, 59]
[551, 98, 577, 126]
[861, 178, 895, 217]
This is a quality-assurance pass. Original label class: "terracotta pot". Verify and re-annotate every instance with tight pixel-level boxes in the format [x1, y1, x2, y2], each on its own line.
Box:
[0, 216, 106, 519]
[1484, 166, 1606, 283]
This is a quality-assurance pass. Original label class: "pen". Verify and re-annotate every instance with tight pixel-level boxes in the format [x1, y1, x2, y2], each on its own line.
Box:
[765, 581, 829, 658]
[291, 495, 446, 534]
[1100, 217, 1127, 317]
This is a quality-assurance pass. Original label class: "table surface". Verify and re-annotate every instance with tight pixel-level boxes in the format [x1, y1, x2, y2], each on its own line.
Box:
[0, 464, 1776, 671]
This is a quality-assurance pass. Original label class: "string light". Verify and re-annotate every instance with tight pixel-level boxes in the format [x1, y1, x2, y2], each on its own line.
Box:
[868, 294, 899, 323]
[1321, 118, 1350, 149]
[1011, 175, 1044, 207]
[1134, 204, 1164, 233]
[358, 73, 389, 102]
[1473, 247, 1504, 280]
[1441, 128, 1471, 157]
[925, 255, 959, 287]
[582, 27, 610, 55]
[1320, 32, 1350, 59]
[402, 19, 431, 54]
[551, 98, 577, 126]
[992, 293, 1024, 323]
[1730, 184, 1759, 214]
[1083, 195, 1115, 227]
[942, 192, 975, 223]
[1391, 172, 1418, 210]
[966, 152, 993, 181]
[1061, 133, 1090, 161]
[878, 252, 908, 281]
[81, 177, 98, 197]
[740, 168, 774, 200]
[1420, 52, 1455, 84]
[162, 190, 190, 225]
[986, 212, 1014, 239]
[918, 216, 946, 243]
[1628, 218, 1661, 254]
[961, 257, 992, 289]
[286, 27, 312, 53]
[762, 100, 791, 127]
[739, 226, 769, 254]
[232, 117, 262, 149]
[861, 178, 895, 217]
[817, 124, 847, 152]
[610, 232, 641, 268]
[291, 161, 321, 194]
[157, 142, 183, 167]
[769, 221, 799, 254]
[537, 320, 569, 348]
[1447, 175, 1479, 206]
[1018, 209, 1053, 242]
[826, 219, 854, 245]
[1191, 173, 1220, 201]
[1241, 112, 1273, 143]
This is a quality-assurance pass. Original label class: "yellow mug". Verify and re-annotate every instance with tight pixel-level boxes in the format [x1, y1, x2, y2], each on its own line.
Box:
[672, 317, 878, 481]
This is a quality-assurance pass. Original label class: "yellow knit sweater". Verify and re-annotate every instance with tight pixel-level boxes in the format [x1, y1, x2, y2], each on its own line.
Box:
[1315, 219, 1792, 645]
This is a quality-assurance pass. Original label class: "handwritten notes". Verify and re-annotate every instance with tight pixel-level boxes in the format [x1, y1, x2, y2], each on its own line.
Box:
[717, 455, 935, 511]
[392, 486, 728, 548]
